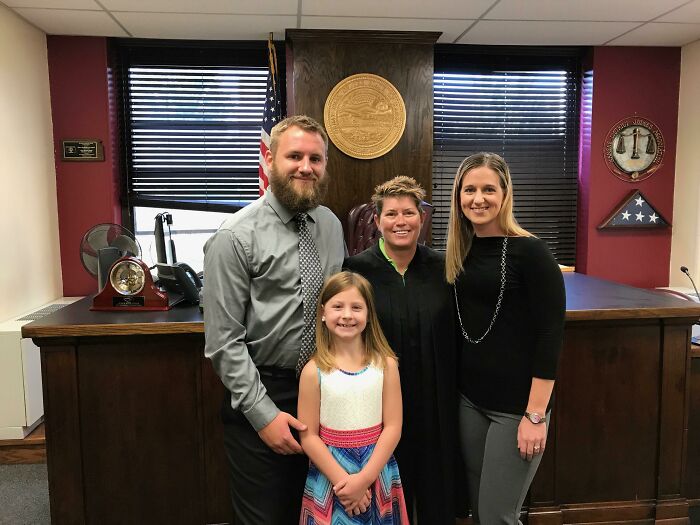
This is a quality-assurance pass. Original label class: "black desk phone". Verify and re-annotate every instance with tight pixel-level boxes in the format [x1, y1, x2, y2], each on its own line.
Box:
[156, 262, 203, 304]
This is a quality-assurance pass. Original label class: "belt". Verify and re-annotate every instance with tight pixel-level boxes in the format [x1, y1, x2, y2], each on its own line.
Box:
[257, 366, 296, 379]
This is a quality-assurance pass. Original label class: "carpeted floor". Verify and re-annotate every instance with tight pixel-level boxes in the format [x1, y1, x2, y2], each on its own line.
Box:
[0, 464, 50, 525]
[0, 462, 697, 525]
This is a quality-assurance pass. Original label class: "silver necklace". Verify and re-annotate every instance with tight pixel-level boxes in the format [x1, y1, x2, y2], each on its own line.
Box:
[454, 236, 508, 344]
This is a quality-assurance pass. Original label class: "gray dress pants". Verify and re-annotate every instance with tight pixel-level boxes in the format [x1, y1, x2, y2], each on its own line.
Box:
[458, 394, 548, 525]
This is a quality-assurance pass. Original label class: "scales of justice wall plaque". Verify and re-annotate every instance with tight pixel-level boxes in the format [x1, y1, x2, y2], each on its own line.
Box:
[603, 116, 665, 182]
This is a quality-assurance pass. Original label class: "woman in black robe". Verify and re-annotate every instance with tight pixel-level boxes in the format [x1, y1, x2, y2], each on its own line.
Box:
[344, 176, 459, 524]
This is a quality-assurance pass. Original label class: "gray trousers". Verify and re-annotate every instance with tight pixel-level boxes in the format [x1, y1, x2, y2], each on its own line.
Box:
[458, 394, 547, 525]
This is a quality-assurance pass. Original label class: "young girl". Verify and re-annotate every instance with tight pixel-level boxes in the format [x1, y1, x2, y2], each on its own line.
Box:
[298, 271, 409, 524]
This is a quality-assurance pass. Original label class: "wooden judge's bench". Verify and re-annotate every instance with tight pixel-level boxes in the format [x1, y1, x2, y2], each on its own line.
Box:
[23, 273, 700, 524]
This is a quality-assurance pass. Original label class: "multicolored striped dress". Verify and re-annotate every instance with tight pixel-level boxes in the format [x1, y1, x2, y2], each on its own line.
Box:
[300, 364, 409, 525]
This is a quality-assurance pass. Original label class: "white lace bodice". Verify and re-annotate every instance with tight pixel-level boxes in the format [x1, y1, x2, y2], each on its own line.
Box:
[319, 364, 383, 430]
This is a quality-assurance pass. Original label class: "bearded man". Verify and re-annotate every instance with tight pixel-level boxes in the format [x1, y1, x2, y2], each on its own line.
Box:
[204, 115, 345, 524]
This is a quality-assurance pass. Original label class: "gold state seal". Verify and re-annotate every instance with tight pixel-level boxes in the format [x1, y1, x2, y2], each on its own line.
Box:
[324, 73, 406, 160]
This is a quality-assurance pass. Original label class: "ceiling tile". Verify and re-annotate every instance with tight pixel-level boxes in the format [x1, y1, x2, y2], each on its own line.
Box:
[607, 22, 700, 46]
[302, 0, 493, 19]
[485, 0, 688, 22]
[458, 20, 639, 45]
[300, 16, 471, 43]
[3, 0, 99, 7]
[5, 0, 696, 46]
[100, 0, 297, 15]
[113, 12, 297, 40]
[657, 2, 700, 23]
[13, 8, 129, 36]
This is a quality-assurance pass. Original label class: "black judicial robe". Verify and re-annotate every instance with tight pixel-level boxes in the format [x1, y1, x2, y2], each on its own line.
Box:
[345, 243, 459, 524]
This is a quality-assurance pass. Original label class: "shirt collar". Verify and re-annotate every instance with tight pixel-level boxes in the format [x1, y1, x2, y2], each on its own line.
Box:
[378, 237, 423, 274]
[265, 189, 320, 225]
[378, 237, 401, 273]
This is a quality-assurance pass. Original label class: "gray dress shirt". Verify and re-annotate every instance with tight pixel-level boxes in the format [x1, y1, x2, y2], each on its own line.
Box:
[203, 190, 345, 431]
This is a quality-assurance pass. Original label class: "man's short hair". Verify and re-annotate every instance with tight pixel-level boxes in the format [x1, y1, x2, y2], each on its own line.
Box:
[371, 176, 426, 216]
[269, 115, 329, 156]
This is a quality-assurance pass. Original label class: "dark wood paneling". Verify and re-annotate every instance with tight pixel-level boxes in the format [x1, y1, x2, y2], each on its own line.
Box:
[529, 408, 556, 506]
[41, 345, 86, 524]
[658, 322, 691, 499]
[686, 350, 700, 500]
[201, 357, 233, 524]
[77, 335, 204, 525]
[28, 273, 699, 524]
[552, 323, 660, 503]
[286, 30, 438, 232]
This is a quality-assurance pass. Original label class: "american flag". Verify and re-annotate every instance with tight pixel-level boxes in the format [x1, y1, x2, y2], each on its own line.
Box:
[259, 34, 283, 195]
[598, 190, 669, 230]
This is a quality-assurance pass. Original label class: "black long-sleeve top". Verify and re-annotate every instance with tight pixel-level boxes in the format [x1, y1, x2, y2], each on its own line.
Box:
[455, 235, 566, 415]
[344, 243, 458, 523]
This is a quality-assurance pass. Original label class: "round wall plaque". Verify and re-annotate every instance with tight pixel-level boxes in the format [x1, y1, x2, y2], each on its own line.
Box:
[323, 73, 406, 160]
[603, 116, 665, 182]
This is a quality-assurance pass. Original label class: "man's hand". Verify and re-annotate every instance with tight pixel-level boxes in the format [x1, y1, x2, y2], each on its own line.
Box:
[257, 412, 307, 454]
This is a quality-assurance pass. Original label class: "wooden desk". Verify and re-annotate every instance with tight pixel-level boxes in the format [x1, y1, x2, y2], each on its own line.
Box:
[23, 273, 700, 524]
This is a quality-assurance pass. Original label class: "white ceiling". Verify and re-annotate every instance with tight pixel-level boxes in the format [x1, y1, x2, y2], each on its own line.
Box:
[2, 0, 700, 46]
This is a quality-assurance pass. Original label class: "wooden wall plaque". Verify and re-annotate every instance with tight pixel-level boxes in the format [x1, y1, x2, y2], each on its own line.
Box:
[61, 139, 104, 161]
[285, 29, 439, 237]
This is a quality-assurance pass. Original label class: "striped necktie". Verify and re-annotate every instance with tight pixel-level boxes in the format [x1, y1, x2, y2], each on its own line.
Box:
[295, 213, 324, 376]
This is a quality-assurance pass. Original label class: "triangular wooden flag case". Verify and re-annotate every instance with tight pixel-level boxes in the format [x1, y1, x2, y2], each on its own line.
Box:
[598, 190, 670, 230]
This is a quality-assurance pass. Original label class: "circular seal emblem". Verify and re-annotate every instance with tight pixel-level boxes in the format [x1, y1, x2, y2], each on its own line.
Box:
[324, 73, 406, 160]
[603, 116, 664, 182]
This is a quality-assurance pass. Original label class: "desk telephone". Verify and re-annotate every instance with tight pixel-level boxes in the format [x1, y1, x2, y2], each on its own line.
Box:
[156, 262, 203, 305]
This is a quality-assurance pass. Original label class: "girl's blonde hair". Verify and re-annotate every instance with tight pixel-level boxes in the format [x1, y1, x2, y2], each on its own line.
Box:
[445, 152, 531, 284]
[314, 271, 396, 372]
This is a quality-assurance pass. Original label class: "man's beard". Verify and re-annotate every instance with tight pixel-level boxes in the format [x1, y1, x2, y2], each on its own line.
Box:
[269, 164, 329, 213]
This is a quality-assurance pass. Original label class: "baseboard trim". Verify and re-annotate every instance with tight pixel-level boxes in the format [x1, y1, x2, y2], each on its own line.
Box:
[0, 422, 46, 465]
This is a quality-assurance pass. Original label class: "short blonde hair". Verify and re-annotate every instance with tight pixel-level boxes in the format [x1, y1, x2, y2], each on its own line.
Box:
[371, 176, 426, 216]
[269, 115, 329, 156]
[445, 152, 531, 283]
[314, 272, 396, 372]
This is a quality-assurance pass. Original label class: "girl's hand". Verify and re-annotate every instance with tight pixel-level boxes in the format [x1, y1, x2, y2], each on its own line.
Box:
[517, 417, 547, 461]
[333, 474, 371, 509]
[343, 488, 372, 516]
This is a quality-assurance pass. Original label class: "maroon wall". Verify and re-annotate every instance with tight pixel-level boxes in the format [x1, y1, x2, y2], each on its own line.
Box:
[47, 36, 121, 296]
[576, 47, 680, 288]
[46, 39, 682, 292]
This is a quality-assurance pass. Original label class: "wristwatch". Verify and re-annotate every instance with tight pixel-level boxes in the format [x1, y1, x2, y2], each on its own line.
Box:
[524, 411, 545, 424]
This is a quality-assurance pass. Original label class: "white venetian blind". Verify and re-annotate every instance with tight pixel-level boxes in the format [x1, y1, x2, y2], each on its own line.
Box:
[432, 67, 579, 265]
[125, 65, 267, 210]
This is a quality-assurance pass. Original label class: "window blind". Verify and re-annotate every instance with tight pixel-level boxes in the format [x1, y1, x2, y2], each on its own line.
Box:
[119, 64, 267, 214]
[432, 62, 580, 265]
[124, 65, 268, 211]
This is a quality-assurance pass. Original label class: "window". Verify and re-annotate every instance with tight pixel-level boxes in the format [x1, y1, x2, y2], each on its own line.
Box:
[116, 40, 281, 270]
[432, 47, 581, 265]
[125, 65, 267, 210]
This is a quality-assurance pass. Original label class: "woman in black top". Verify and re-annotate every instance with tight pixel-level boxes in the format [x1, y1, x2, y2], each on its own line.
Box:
[345, 176, 458, 524]
[446, 153, 566, 524]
